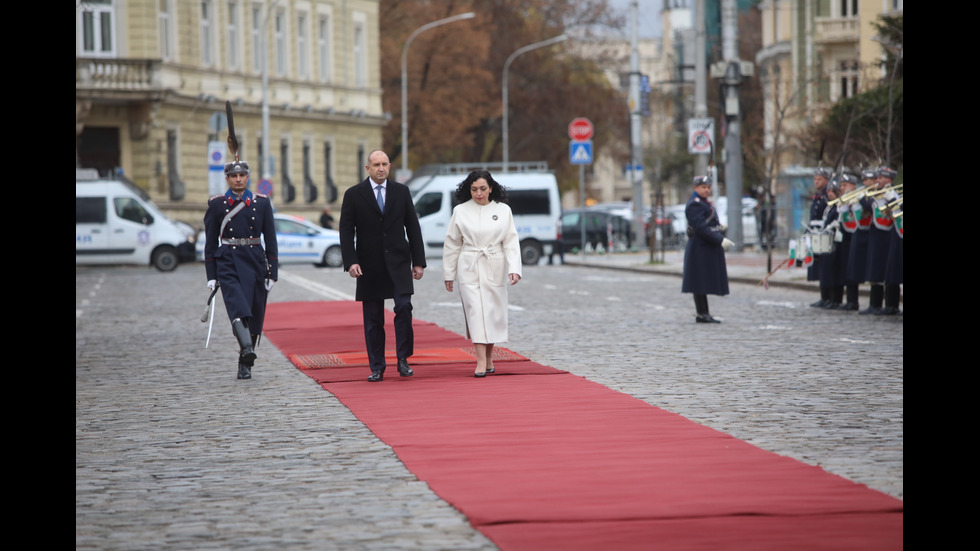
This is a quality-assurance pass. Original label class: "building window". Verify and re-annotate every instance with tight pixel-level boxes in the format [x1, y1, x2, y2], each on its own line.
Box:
[838, 60, 859, 100]
[201, 1, 214, 66]
[79, 0, 116, 57]
[158, 0, 173, 61]
[318, 15, 332, 83]
[251, 5, 262, 73]
[357, 144, 365, 181]
[297, 13, 309, 79]
[353, 20, 366, 87]
[227, 2, 240, 70]
[275, 11, 286, 77]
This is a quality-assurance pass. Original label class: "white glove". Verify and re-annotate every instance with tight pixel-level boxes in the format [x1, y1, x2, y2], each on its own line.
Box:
[265, 279, 275, 291]
[719, 224, 728, 232]
[207, 279, 217, 291]
[721, 238, 735, 250]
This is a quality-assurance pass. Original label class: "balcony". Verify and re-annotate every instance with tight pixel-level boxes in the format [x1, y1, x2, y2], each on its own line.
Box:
[76, 58, 164, 101]
[814, 17, 859, 44]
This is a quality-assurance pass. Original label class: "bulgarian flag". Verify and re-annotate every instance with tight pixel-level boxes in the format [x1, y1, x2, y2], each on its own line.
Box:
[788, 239, 798, 266]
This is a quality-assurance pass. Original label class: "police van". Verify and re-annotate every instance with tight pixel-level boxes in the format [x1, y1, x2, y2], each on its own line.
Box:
[76, 168, 196, 271]
[409, 162, 561, 265]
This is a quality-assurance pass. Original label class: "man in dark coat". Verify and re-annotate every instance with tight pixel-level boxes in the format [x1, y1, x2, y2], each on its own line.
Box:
[339, 150, 426, 382]
[204, 159, 278, 380]
[681, 176, 732, 323]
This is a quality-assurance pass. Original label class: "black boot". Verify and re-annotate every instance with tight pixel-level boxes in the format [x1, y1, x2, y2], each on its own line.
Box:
[860, 284, 883, 315]
[840, 284, 859, 310]
[232, 318, 257, 366]
[237, 359, 252, 380]
[879, 284, 901, 315]
[827, 286, 843, 309]
[694, 294, 720, 323]
[811, 287, 829, 308]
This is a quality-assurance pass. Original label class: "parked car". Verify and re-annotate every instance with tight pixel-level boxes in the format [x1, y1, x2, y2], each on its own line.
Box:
[76, 169, 196, 272]
[559, 208, 632, 253]
[195, 213, 342, 268]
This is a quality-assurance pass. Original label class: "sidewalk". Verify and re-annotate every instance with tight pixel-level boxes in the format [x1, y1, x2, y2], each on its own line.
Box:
[560, 247, 818, 291]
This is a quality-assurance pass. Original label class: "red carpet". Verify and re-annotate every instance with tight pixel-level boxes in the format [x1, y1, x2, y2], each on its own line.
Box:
[264, 302, 902, 550]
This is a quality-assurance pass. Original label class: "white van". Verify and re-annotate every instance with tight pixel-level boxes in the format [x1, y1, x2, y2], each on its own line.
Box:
[76, 169, 196, 271]
[409, 162, 561, 264]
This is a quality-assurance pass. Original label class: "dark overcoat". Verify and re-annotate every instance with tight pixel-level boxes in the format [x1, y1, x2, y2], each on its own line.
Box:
[681, 192, 729, 296]
[203, 190, 278, 333]
[817, 204, 843, 287]
[339, 178, 426, 301]
[863, 196, 892, 283]
[807, 188, 828, 281]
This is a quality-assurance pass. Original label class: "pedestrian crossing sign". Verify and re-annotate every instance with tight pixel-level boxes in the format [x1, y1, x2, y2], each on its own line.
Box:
[570, 140, 593, 165]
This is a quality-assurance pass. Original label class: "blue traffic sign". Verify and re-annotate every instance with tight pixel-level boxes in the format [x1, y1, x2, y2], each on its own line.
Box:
[570, 141, 593, 165]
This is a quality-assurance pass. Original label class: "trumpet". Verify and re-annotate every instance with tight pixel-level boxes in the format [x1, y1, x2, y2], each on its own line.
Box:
[827, 186, 870, 206]
[866, 183, 903, 198]
[886, 196, 902, 211]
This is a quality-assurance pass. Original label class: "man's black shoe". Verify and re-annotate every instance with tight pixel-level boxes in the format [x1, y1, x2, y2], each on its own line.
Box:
[859, 306, 880, 315]
[695, 314, 721, 323]
[368, 371, 384, 382]
[838, 302, 859, 311]
[397, 359, 414, 377]
[810, 299, 828, 308]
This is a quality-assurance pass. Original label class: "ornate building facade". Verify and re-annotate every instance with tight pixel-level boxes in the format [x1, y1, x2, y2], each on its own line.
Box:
[76, 0, 385, 224]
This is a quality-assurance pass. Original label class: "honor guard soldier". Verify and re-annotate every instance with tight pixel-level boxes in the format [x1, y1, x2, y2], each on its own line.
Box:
[808, 167, 831, 307]
[835, 171, 862, 310]
[681, 175, 733, 323]
[817, 179, 844, 308]
[203, 159, 279, 379]
[879, 167, 902, 314]
[843, 168, 876, 311]
[861, 166, 899, 315]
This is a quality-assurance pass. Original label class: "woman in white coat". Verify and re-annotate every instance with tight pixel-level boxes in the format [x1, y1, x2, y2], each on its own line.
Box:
[443, 170, 522, 377]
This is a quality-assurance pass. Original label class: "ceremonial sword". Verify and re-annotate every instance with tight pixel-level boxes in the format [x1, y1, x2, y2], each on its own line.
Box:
[202, 284, 220, 348]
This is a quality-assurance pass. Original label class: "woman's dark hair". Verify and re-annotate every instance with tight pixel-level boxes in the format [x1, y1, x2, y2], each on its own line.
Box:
[453, 170, 509, 204]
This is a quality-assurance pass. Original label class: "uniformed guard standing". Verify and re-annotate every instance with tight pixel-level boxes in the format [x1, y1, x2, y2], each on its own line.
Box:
[681, 176, 733, 323]
[835, 171, 861, 310]
[203, 159, 279, 379]
[817, 180, 844, 308]
[861, 166, 898, 315]
[808, 168, 831, 307]
[881, 168, 903, 315]
[843, 168, 876, 310]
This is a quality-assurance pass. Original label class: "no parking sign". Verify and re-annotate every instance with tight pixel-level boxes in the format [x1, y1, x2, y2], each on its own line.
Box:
[688, 118, 715, 155]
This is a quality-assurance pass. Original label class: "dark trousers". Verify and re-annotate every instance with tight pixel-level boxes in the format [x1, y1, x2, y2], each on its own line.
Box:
[362, 294, 414, 373]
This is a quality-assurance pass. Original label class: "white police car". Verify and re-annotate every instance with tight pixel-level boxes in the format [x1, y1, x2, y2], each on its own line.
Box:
[195, 213, 342, 268]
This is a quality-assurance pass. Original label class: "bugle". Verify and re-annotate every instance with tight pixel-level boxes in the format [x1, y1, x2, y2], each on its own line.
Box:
[827, 186, 870, 206]
[866, 183, 903, 198]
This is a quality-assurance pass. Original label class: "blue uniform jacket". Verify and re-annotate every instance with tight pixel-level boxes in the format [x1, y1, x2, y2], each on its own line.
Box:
[203, 189, 278, 333]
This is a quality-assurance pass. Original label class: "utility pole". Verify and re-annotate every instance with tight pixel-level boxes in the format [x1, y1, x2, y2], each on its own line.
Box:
[628, 0, 644, 249]
[694, 0, 708, 177]
[711, 0, 753, 250]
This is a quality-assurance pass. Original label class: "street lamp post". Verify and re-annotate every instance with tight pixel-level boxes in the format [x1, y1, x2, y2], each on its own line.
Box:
[261, 0, 282, 184]
[502, 34, 568, 169]
[400, 12, 475, 180]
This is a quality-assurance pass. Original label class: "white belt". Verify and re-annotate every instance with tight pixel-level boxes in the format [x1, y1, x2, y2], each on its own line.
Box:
[464, 245, 498, 271]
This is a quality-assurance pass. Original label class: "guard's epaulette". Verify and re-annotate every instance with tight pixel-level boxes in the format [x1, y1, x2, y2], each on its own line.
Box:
[694, 197, 702, 203]
[254, 193, 269, 199]
[208, 195, 226, 202]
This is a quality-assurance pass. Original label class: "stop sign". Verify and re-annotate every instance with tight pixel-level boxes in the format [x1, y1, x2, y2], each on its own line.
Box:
[568, 118, 594, 141]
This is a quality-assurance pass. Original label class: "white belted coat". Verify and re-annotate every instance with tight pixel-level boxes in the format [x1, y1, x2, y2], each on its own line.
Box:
[443, 200, 522, 344]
